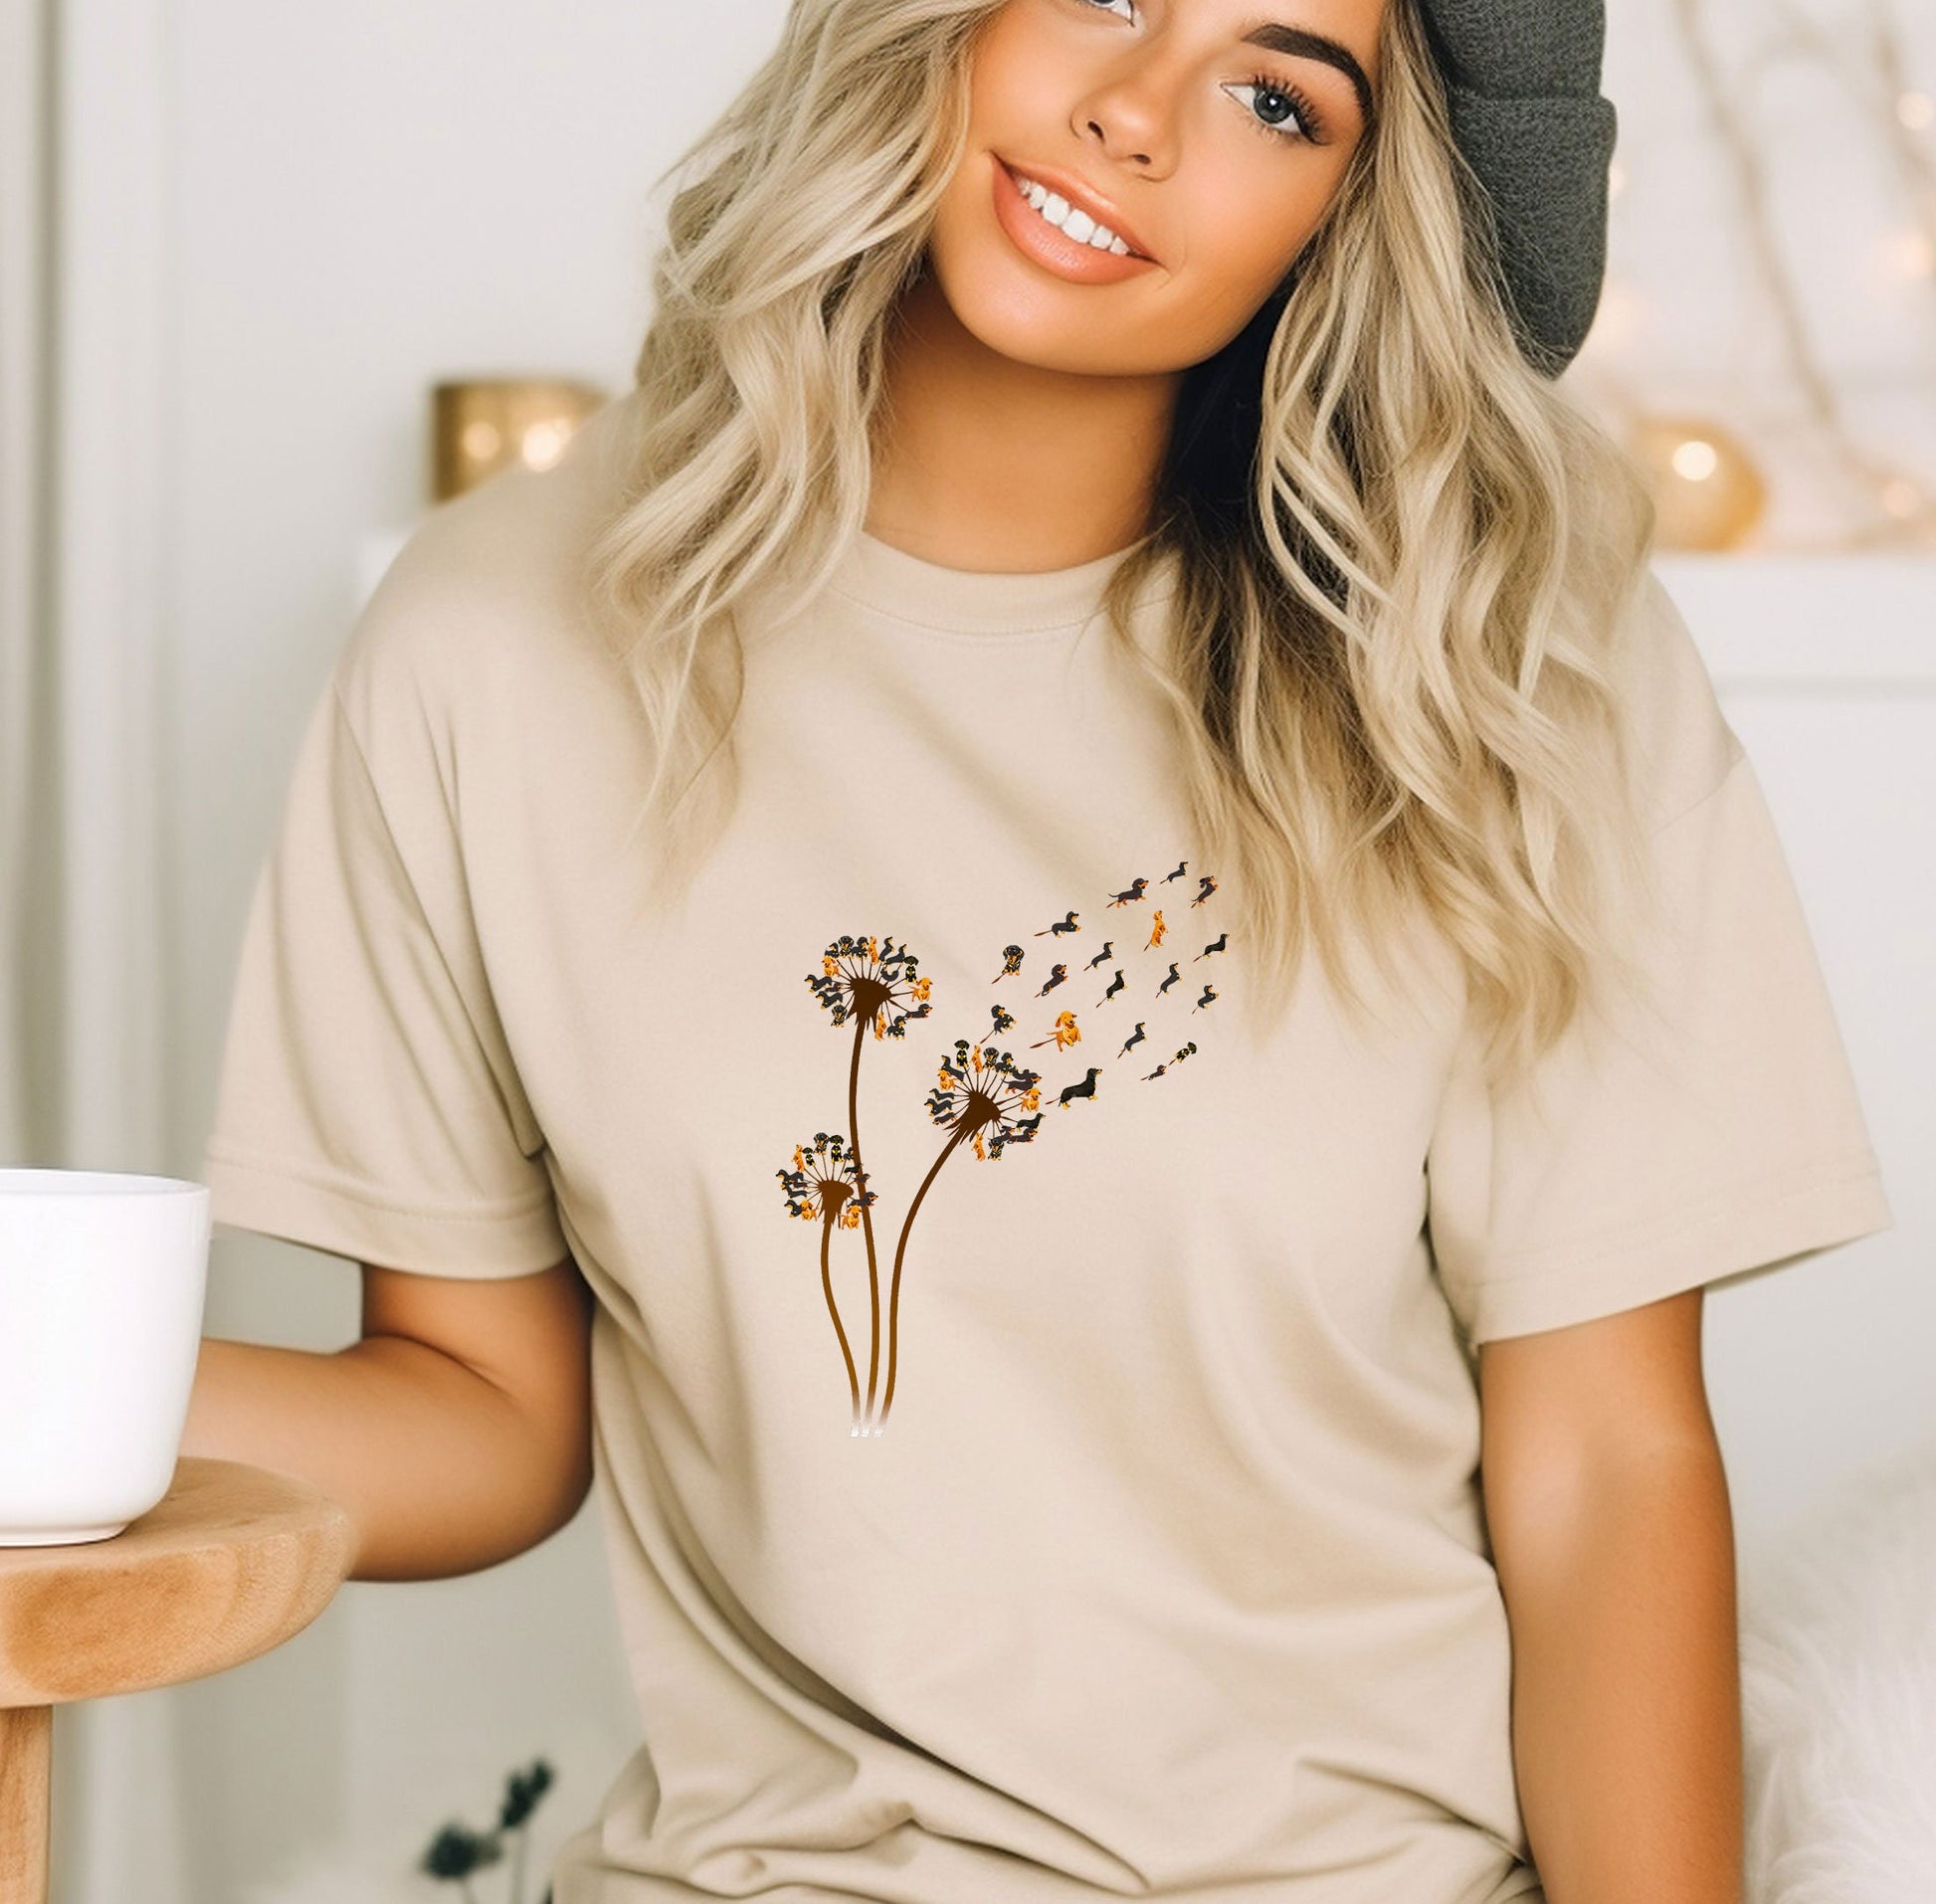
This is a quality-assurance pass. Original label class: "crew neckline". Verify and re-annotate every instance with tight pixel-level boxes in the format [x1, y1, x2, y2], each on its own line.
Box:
[828, 526, 1172, 637]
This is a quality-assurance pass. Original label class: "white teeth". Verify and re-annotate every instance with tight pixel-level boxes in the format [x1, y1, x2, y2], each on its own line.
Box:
[1015, 174, 1135, 258]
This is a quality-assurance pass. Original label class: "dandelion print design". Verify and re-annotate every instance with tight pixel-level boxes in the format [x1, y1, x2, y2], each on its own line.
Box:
[776, 1134, 878, 1433]
[785, 867, 1226, 1439]
[874, 1039, 1047, 1428]
[801, 935, 933, 1431]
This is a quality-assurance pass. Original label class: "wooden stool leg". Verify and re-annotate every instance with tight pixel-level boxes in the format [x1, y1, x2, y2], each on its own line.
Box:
[0, 1705, 51, 1904]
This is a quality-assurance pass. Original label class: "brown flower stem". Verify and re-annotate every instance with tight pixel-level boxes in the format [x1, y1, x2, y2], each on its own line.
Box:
[821, 1214, 862, 1427]
[877, 1122, 973, 1428]
[847, 1016, 883, 1420]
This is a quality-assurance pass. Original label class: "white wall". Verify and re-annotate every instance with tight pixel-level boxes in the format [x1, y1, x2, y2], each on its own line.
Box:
[1654, 558, 1935, 1542]
[1592, 0, 1936, 545]
[137, 3, 1935, 1900]
[161, 6, 793, 1899]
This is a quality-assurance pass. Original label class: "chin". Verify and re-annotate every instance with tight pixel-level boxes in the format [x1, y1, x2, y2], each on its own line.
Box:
[924, 256, 1142, 379]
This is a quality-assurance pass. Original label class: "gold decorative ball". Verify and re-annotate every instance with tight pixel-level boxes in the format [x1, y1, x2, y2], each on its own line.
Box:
[1628, 416, 1768, 552]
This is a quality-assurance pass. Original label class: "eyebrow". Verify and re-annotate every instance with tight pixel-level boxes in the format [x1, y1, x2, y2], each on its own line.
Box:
[1240, 21, 1377, 129]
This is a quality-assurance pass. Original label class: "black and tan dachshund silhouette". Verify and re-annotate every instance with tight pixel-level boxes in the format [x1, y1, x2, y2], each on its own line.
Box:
[1056, 1067, 1102, 1108]
[1106, 878, 1150, 907]
[1160, 860, 1189, 882]
[1036, 963, 1069, 998]
[1172, 1042, 1199, 1063]
[1191, 985, 1218, 1013]
[1097, 969, 1126, 1005]
[1034, 911, 1080, 938]
[1141, 1062, 1169, 1080]
[1083, 941, 1115, 971]
[1155, 962, 1183, 998]
[1118, 1022, 1148, 1056]
[1194, 932, 1228, 961]
[993, 944, 1025, 981]
[988, 1004, 1016, 1036]
[1193, 874, 1218, 905]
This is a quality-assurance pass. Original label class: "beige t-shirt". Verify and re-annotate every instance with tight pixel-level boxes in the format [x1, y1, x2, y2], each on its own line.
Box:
[201, 396, 1892, 1904]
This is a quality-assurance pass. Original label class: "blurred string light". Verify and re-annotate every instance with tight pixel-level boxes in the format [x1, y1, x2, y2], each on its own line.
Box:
[1629, 0, 1936, 550]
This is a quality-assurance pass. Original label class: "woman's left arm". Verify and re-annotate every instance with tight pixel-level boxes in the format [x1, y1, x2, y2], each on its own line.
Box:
[1477, 1286, 1744, 1904]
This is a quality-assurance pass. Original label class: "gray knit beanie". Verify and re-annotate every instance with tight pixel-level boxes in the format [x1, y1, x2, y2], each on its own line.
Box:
[1416, 0, 1619, 377]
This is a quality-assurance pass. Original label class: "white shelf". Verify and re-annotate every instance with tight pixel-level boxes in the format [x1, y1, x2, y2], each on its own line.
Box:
[1653, 554, 1936, 688]
[352, 531, 1936, 686]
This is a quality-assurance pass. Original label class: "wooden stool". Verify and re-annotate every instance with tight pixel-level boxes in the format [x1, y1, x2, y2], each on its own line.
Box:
[0, 1457, 354, 1904]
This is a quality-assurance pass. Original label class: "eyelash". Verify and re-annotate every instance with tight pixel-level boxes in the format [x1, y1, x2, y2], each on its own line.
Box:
[1073, 0, 1329, 147]
[1229, 73, 1327, 146]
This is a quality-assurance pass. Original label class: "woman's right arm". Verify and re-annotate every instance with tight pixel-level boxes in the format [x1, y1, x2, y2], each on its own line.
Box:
[178, 1255, 596, 1585]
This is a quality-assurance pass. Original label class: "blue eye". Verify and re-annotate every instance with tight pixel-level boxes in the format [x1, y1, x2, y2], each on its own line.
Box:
[1072, 1, 1329, 146]
[1223, 75, 1324, 144]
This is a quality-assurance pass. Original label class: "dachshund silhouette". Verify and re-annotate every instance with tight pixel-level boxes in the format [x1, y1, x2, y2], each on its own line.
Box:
[1036, 963, 1068, 998]
[1160, 859, 1189, 882]
[1083, 942, 1115, 971]
[1155, 962, 1183, 998]
[1145, 909, 1167, 951]
[1118, 1022, 1148, 1056]
[1194, 931, 1228, 960]
[993, 944, 1025, 981]
[1193, 874, 1218, 905]
[1141, 1062, 1168, 1080]
[1106, 878, 1150, 907]
[1191, 985, 1218, 1012]
[1097, 969, 1126, 1005]
[1034, 911, 1080, 938]
[1031, 1011, 1080, 1051]
[1056, 1067, 1102, 1108]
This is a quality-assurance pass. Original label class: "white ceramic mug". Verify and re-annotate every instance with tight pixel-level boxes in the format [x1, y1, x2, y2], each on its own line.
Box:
[0, 1169, 211, 1546]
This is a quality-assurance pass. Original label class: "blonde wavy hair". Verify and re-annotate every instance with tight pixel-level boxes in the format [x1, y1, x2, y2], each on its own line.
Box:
[584, 0, 1663, 1097]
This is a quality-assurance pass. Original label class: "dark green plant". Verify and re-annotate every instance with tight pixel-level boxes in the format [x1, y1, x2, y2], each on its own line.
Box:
[419, 1756, 555, 1904]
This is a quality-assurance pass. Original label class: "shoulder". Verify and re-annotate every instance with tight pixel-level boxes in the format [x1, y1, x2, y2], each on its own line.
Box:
[331, 389, 645, 749]
[1609, 562, 1747, 832]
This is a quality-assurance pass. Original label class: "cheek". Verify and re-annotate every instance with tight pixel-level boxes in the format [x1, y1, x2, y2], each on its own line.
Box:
[962, 11, 1068, 154]
[1165, 174, 1311, 313]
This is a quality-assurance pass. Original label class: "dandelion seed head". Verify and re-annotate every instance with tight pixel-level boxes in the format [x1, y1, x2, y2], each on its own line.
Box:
[777, 1129, 876, 1224]
[925, 1041, 1047, 1156]
[807, 932, 935, 1038]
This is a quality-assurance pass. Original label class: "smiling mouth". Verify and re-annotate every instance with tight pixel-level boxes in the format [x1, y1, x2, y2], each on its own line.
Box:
[999, 159, 1155, 263]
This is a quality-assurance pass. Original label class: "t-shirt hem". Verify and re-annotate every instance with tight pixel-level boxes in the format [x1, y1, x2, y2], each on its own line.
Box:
[201, 1143, 571, 1277]
[1463, 1153, 1893, 1345]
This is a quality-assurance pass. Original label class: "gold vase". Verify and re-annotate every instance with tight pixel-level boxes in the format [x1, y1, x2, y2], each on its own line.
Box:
[431, 378, 609, 502]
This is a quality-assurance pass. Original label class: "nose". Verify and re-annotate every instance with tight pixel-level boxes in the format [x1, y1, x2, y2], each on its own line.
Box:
[1070, 49, 1176, 173]
[1085, 116, 1151, 166]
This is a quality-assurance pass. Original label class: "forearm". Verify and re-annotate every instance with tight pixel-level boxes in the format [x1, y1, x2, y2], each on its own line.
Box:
[1502, 1442, 1744, 1904]
[179, 1334, 583, 1583]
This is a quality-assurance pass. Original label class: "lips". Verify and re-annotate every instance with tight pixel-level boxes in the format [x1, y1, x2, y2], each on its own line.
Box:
[998, 157, 1157, 264]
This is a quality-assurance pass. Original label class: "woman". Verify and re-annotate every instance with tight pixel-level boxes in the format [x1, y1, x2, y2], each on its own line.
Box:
[190, 1, 1893, 1899]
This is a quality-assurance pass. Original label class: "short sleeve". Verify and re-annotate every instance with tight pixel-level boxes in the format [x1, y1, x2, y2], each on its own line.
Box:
[200, 654, 570, 1279]
[1424, 584, 1893, 1348]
